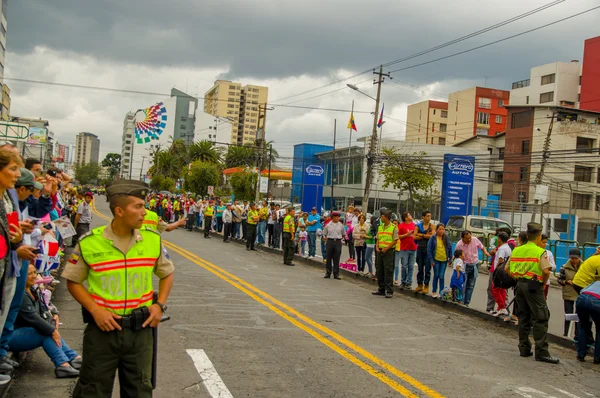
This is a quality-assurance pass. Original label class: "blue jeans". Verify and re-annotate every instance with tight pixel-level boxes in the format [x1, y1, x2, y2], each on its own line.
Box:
[215, 217, 223, 233]
[576, 294, 600, 360]
[196, 212, 201, 227]
[394, 251, 401, 281]
[400, 250, 416, 286]
[365, 246, 375, 273]
[464, 263, 479, 305]
[0, 260, 28, 357]
[307, 231, 317, 257]
[300, 240, 307, 255]
[234, 222, 241, 239]
[431, 260, 447, 293]
[9, 327, 79, 367]
[256, 221, 266, 245]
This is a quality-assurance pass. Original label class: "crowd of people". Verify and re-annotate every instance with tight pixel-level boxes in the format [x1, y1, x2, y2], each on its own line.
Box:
[0, 142, 95, 384]
[145, 194, 599, 365]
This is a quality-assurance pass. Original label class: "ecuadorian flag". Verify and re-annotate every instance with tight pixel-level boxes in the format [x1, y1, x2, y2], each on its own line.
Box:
[347, 112, 357, 131]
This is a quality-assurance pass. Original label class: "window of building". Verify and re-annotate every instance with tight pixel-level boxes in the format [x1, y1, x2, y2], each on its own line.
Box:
[573, 193, 592, 210]
[229, 91, 235, 96]
[227, 104, 235, 108]
[441, 110, 448, 118]
[229, 85, 236, 89]
[597, 168, 600, 184]
[574, 165, 593, 182]
[477, 112, 490, 125]
[478, 98, 491, 109]
[440, 123, 447, 132]
[518, 191, 527, 203]
[541, 73, 555, 85]
[596, 195, 600, 211]
[496, 115, 502, 124]
[476, 128, 488, 135]
[511, 110, 532, 129]
[521, 140, 530, 155]
[180, 125, 186, 130]
[519, 166, 528, 182]
[228, 98, 234, 102]
[433, 109, 436, 115]
[525, 96, 529, 104]
[576, 137, 595, 153]
[439, 137, 446, 145]
[431, 123, 435, 132]
[540, 91, 554, 103]
[0, 24, 5, 37]
[494, 171, 503, 184]
[498, 100, 504, 107]
[498, 148, 505, 160]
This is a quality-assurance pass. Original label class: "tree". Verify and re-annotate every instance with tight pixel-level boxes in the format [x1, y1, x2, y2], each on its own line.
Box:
[101, 153, 121, 180]
[229, 171, 258, 201]
[225, 145, 256, 168]
[379, 149, 439, 215]
[75, 163, 101, 185]
[189, 140, 221, 164]
[150, 174, 175, 192]
[184, 161, 220, 196]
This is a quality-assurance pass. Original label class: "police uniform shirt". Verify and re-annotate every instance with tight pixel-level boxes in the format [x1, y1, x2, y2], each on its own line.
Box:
[62, 223, 175, 283]
[77, 201, 93, 224]
[323, 221, 346, 240]
[157, 219, 168, 234]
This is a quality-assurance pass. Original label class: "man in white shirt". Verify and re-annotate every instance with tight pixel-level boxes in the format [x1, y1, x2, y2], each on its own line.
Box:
[492, 231, 512, 316]
[222, 204, 233, 243]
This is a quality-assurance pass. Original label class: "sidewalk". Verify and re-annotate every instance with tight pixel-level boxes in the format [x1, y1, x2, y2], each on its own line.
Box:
[210, 230, 576, 349]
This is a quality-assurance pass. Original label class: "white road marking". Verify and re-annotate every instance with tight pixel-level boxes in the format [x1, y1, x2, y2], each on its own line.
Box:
[548, 386, 582, 398]
[186, 349, 234, 398]
[517, 387, 558, 398]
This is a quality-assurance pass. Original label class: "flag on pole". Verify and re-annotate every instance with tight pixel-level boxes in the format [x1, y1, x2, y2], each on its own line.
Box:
[347, 112, 357, 131]
[377, 104, 385, 128]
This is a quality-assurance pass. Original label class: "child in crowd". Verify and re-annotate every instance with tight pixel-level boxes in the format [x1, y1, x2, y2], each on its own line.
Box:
[299, 225, 308, 256]
[450, 249, 466, 302]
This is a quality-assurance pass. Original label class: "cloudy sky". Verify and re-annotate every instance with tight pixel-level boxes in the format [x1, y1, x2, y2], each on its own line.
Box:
[5, 0, 600, 168]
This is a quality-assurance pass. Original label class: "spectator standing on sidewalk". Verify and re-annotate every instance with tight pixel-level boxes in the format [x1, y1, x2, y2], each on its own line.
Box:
[256, 200, 268, 246]
[491, 231, 512, 317]
[455, 230, 490, 307]
[282, 207, 296, 266]
[215, 200, 225, 233]
[323, 212, 344, 279]
[241, 200, 249, 240]
[222, 204, 233, 243]
[414, 211, 433, 294]
[267, 203, 276, 248]
[372, 210, 398, 298]
[352, 214, 369, 274]
[306, 207, 320, 258]
[392, 219, 401, 286]
[538, 234, 556, 300]
[246, 203, 259, 251]
[574, 281, 600, 364]
[203, 200, 214, 239]
[557, 248, 582, 338]
[427, 224, 452, 298]
[232, 200, 243, 239]
[398, 212, 417, 290]
[273, 204, 284, 249]
[72, 192, 93, 246]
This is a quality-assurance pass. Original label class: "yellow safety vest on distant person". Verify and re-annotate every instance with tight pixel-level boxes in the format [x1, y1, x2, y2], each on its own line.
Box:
[78, 226, 161, 316]
[377, 223, 396, 249]
[248, 210, 259, 225]
[508, 242, 545, 282]
[204, 206, 214, 217]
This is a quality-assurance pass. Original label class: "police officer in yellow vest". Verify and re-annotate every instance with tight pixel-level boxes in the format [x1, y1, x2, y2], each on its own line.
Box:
[282, 207, 296, 265]
[246, 203, 260, 251]
[63, 180, 175, 397]
[203, 200, 214, 238]
[372, 209, 398, 298]
[143, 210, 186, 234]
[508, 222, 559, 364]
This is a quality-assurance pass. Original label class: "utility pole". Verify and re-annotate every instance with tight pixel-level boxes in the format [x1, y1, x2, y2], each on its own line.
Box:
[139, 156, 146, 181]
[331, 119, 336, 211]
[254, 104, 271, 203]
[531, 112, 555, 222]
[362, 65, 390, 213]
[267, 145, 273, 197]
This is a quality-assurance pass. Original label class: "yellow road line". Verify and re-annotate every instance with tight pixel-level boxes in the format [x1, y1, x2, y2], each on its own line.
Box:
[91, 202, 443, 397]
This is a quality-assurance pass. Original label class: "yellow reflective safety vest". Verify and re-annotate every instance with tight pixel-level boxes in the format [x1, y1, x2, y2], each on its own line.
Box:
[508, 242, 545, 282]
[283, 214, 295, 235]
[142, 211, 159, 231]
[79, 226, 161, 316]
[204, 205, 214, 217]
[248, 209, 259, 225]
[377, 223, 396, 249]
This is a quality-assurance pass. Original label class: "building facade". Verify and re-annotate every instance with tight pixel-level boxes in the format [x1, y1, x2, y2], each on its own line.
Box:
[405, 100, 449, 145]
[510, 61, 581, 109]
[204, 80, 269, 145]
[446, 86, 509, 145]
[580, 36, 600, 112]
[171, 88, 198, 146]
[0, 0, 9, 121]
[120, 112, 134, 178]
[75, 132, 100, 165]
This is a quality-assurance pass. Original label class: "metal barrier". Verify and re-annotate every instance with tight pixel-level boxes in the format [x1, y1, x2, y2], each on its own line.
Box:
[550, 240, 579, 272]
[582, 242, 600, 260]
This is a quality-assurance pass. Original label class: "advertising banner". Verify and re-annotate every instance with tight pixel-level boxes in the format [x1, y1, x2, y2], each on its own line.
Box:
[440, 154, 475, 225]
[27, 127, 48, 144]
[302, 164, 325, 213]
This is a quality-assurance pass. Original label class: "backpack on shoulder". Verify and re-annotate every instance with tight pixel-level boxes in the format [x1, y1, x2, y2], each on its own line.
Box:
[492, 256, 517, 289]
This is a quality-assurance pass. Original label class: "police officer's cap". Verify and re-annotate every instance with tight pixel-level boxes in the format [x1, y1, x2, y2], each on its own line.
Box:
[106, 180, 149, 200]
[380, 209, 392, 219]
[526, 222, 543, 234]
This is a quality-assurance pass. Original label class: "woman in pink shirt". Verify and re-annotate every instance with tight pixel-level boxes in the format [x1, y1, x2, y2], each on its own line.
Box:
[454, 231, 490, 306]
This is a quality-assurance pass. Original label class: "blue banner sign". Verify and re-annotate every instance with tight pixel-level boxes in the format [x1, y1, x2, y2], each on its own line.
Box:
[302, 164, 325, 213]
[440, 154, 475, 225]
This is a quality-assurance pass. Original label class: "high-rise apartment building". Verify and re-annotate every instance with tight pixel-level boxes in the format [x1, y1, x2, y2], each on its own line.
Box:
[171, 88, 198, 146]
[404, 100, 449, 145]
[121, 112, 134, 178]
[75, 132, 100, 165]
[0, 0, 10, 120]
[204, 80, 269, 145]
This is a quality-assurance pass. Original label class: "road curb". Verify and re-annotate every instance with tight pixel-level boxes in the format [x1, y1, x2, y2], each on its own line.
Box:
[207, 230, 578, 352]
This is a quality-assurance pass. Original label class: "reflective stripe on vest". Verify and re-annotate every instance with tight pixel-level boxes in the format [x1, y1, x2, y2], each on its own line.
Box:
[79, 226, 161, 315]
[508, 242, 545, 281]
[248, 210, 259, 225]
[142, 211, 159, 231]
[377, 223, 396, 248]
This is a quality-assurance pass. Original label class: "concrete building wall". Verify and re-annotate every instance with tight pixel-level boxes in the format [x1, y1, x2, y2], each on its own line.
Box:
[171, 88, 198, 146]
[580, 36, 600, 112]
[405, 100, 428, 143]
[405, 100, 448, 144]
[1, 83, 9, 121]
[446, 87, 476, 145]
[0, 1, 6, 80]
[120, 112, 134, 178]
[75, 132, 100, 165]
[510, 62, 581, 107]
[453, 134, 505, 197]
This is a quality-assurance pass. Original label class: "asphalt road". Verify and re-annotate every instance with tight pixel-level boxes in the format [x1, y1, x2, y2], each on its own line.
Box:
[10, 200, 600, 398]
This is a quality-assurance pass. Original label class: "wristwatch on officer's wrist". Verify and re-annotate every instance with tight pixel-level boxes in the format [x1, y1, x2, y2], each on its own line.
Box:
[155, 301, 168, 313]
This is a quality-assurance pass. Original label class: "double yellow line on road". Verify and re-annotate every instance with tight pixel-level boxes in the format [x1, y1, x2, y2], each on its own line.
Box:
[91, 202, 444, 397]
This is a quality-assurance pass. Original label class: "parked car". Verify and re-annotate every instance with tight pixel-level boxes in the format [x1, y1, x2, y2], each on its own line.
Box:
[446, 215, 513, 242]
